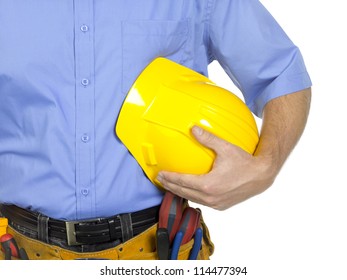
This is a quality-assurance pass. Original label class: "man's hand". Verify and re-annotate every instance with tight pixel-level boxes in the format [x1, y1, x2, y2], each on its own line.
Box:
[156, 126, 275, 210]
[156, 88, 311, 210]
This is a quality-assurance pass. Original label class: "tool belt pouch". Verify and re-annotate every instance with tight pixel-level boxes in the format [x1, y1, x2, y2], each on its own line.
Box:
[198, 209, 215, 259]
[0, 214, 214, 260]
[116, 207, 214, 260]
[128, 210, 214, 260]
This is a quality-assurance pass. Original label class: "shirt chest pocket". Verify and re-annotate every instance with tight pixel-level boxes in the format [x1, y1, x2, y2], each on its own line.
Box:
[121, 20, 190, 94]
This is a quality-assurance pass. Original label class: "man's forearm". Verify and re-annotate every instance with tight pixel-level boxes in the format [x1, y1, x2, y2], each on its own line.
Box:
[255, 88, 312, 181]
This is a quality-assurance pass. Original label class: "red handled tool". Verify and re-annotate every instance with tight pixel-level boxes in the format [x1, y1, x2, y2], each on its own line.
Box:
[177, 207, 201, 245]
[170, 207, 201, 260]
[156, 192, 184, 259]
[158, 192, 184, 242]
[0, 233, 20, 259]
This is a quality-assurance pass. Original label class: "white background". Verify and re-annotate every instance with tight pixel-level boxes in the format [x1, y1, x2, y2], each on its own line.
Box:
[199, 0, 347, 278]
[1, 1, 346, 279]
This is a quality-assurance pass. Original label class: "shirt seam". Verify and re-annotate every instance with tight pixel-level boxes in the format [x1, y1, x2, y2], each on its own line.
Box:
[204, 0, 215, 63]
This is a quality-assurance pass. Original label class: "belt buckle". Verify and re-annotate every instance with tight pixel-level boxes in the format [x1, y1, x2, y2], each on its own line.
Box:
[65, 221, 83, 246]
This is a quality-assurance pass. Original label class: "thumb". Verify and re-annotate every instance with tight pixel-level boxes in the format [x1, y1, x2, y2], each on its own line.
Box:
[191, 125, 227, 154]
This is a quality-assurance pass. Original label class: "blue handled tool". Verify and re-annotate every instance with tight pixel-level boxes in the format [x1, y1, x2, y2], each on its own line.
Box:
[170, 231, 183, 260]
[189, 227, 203, 260]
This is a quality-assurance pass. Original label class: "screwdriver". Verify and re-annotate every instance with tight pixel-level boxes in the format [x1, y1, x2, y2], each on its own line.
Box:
[0, 233, 20, 259]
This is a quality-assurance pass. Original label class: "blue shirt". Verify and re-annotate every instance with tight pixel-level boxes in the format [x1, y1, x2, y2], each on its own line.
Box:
[0, 0, 311, 220]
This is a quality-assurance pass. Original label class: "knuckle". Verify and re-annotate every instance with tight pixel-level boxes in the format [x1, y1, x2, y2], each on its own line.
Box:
[199, 183, 210, 193]
[220, 141, 232, 154]
[201, 130, 217, 144]
[205, 133, 216, 143]
[203, 194, 216, 207]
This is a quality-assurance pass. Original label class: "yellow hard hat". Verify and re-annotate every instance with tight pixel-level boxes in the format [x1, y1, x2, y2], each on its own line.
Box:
[116, 58, 259, 187]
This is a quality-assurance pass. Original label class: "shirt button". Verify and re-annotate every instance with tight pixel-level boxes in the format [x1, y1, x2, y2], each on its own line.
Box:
[81, 134, 90, 143]
[80, 24, 89, 32]
[81, 189, 89, 196]
[81, 78, 89, 87]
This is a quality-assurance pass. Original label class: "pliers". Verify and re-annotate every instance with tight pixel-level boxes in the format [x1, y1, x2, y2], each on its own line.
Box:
[156, 192, 184, 260]
[170, 207, 201, 260]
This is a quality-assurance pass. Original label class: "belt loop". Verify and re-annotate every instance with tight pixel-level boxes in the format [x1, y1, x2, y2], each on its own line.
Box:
[119, 213, 133, 242]
[108, 219, 117, 241]
[37, 213, 50, 243]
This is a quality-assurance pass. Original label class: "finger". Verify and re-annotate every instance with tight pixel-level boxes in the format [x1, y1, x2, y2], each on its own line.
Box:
[157, 171, 205, 191]
[193, 125, 254, 160]
[161, 180, 203, 204]
[191, 126, 230, 156]
[157, 173, 208, 205]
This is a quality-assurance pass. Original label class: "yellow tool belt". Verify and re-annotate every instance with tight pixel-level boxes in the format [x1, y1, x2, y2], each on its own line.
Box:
[0, 216, 214, 260]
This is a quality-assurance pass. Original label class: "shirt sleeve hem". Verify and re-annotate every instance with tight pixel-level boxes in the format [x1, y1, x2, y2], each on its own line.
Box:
[248, 71, 312, 118]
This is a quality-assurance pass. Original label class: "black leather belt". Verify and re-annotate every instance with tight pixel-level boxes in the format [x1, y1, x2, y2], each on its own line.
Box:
[0, 204, 159, 246]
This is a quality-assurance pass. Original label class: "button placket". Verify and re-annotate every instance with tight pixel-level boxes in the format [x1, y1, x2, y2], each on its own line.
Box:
[74, 0, 96, 219]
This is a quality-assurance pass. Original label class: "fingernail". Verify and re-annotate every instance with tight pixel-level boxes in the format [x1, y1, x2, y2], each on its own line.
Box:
[192, 126, 203, 136]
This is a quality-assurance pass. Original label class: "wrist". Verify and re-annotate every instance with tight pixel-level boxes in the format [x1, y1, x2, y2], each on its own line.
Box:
[253, 154, 280, 187]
